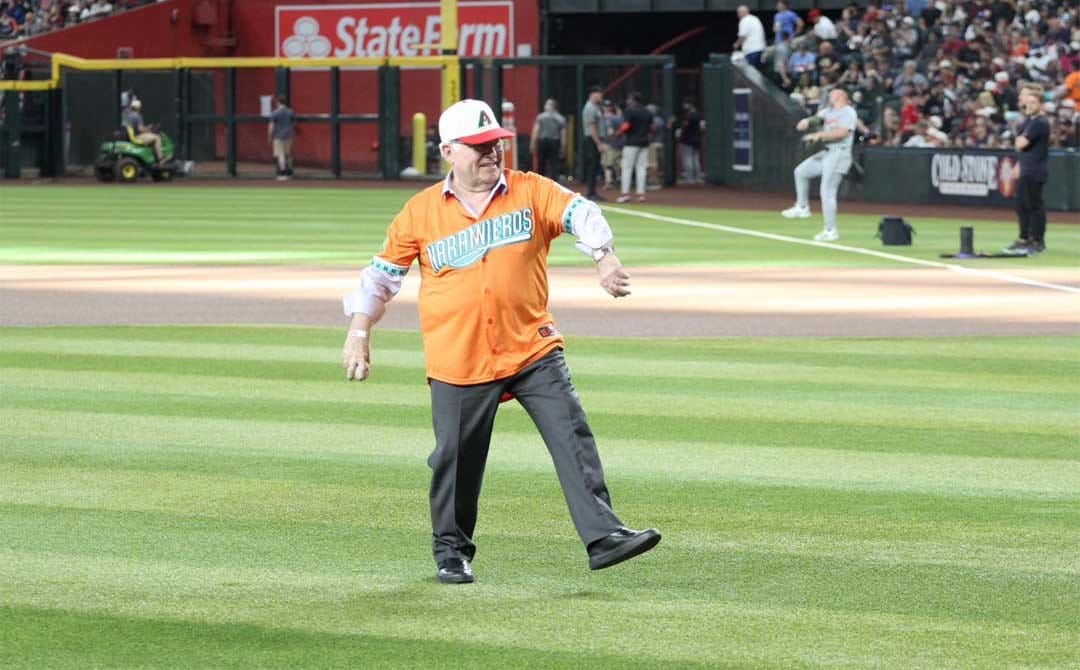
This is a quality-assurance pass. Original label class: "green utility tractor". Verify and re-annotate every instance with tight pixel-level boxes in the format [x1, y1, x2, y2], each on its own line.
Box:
[94, 126, 188, 183]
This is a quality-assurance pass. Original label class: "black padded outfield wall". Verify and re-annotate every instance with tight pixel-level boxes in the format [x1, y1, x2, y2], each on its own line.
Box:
[863, 147, 1079, 212]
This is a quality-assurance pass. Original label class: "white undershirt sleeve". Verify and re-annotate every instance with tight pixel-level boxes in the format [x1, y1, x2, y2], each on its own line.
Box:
[342, 257, 410, 319]
[560, 195, 614, 258]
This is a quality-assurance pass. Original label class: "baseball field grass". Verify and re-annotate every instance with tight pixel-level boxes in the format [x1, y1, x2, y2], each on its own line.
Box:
[2, 185, 1079, 668]
[2, 327, 1079, 668]
[1, 185, 1078, 268]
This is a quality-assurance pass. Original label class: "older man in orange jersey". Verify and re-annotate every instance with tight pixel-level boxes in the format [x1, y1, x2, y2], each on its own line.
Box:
[342, 99, 661, 584]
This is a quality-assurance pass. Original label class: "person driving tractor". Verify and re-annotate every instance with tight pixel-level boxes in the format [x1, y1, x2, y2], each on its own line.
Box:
[123, 99, 164, 166]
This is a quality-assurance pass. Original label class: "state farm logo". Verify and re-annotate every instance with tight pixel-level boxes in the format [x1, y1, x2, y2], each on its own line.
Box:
[275, 2, 514, 60]
[282, 17, 332, 58]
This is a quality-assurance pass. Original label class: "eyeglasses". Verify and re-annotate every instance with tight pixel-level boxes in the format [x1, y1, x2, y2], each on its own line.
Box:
[453, 139, 508, 155]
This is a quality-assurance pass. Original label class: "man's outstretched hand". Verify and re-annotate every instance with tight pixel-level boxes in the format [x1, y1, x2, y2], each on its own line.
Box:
[597, 254, 631, 298]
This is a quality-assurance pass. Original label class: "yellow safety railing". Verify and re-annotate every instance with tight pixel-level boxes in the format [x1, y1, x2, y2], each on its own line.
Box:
[0, 53, 459, 91]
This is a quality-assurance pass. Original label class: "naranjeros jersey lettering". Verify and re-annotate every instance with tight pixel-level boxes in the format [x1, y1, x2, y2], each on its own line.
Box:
[377, 170, 576, 384]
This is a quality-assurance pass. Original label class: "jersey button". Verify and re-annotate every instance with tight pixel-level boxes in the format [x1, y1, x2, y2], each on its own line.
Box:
[484, 288, 492, 295]
[481, 257, 487, 263]
[487, 318, 494, 325]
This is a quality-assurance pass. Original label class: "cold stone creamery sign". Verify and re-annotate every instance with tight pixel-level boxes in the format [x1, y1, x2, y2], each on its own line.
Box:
[929, 151, 1018, 205]
[275, 2, 514, 59]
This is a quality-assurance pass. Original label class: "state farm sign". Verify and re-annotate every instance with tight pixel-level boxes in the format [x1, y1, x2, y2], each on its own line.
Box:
[275, 2, 514, 59]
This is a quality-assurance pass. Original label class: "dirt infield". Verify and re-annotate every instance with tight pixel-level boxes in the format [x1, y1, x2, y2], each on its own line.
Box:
[4, 264, 1078, 337]
[5, 182, 1077, 337]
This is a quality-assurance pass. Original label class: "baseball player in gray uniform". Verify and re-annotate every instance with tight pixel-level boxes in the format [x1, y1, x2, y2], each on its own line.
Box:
[781, 88, 858, 242]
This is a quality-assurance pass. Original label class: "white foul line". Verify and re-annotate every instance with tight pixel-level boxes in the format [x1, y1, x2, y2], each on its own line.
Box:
[604, 206, 1080, 295]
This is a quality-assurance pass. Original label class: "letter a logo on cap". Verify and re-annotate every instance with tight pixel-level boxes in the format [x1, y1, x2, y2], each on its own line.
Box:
[478, 110, 493, 128]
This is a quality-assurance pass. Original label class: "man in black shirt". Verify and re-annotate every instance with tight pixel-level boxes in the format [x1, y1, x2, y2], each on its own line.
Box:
[1006, 84, 1052, 255]
[616, 92, 653, 203]
[678, 99, 703, 184]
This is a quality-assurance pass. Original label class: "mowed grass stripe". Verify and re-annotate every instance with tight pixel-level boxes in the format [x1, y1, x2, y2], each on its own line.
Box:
[6, 364, 1079, 421]
[7, 326, 1074, 362]
[4, 405, 1080, 497]
[3, 325, 1080, 667]
[5, 474, 1079, 574]
[6, 185, 1078, 268]
[7, 332, 1080, 381]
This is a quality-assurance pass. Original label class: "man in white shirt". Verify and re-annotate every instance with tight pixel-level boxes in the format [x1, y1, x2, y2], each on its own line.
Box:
[734, 5, 767, 68]
[808, 9, 837, 41]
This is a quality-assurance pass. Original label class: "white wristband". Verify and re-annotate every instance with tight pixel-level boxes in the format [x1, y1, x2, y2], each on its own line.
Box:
[350, 329, 369, 339]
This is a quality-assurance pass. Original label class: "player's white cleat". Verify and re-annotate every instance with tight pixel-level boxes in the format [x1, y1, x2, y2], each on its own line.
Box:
[781, 204, 812, 219]
[813, 228, 840, 242]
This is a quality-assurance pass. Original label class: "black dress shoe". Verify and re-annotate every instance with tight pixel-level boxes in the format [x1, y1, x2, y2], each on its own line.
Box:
[436, 557, 475, 584]
[587, 527, 662, 570]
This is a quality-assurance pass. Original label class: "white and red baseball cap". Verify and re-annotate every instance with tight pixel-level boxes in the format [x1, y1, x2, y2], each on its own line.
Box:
[439, 99, 514, 145]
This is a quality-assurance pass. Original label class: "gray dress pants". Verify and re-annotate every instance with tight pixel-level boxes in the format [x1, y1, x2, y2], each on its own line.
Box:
[427, 348, 623, 563]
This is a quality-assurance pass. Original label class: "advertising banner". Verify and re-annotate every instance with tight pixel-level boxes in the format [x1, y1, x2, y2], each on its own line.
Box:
[928, 149, 1020, 206]
[275, 2, 515, 60]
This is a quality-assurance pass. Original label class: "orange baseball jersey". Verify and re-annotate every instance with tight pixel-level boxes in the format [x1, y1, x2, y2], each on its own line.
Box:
[366, 169, 594, 385]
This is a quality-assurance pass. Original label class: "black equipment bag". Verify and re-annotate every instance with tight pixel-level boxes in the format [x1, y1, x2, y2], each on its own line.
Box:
[876, 217, 915, 246]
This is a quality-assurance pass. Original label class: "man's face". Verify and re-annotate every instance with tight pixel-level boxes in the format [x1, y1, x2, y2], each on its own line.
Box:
[829, 89, 848, 108]
[1019, 91, 1040, 114]
[442, 139, 505, 190]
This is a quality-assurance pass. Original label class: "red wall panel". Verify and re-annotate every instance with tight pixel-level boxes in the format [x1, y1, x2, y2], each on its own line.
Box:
[14, 0, 206, 58]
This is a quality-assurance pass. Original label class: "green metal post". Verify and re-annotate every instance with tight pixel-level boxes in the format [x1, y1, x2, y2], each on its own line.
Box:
[330, 66, 341, 178]
[378, 66, 401, 179]
[44, 87, 64, 177]
[473, 61, 485, 106]
[183, 68, 192, 161]
[175, 69, 185, 160]
[662, 61, 676, 187]
[275, 67, 290, 104]
[226, 67, 236, 177]
[491, 63, 503, 120]
[2, 82, 21, 178]
[574, 63, 584, 183]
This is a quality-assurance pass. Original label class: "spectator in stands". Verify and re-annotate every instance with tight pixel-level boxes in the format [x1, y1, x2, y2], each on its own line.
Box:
[0, 10, 16, 38]
[903, 120, 934, 146]
[808, 8, 838, 41]
[899, 87, 923, 132]
[964, 114, 996, 147]
[788, 40, 817, 79]
[773, 0, 804, 89]
[1061, 64, 1080, 105]
[1053, 100, 1079, 147]
[46, 3, 65, 30]
[775, 0, 804, 46]
[872, 105, 903, 146]
[892, 59, 928, 95]
[22, 10, 45, 35]
[734, 5, 767, 68]
[7, 0, 26, 26]
[817, 41, 843, 80]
